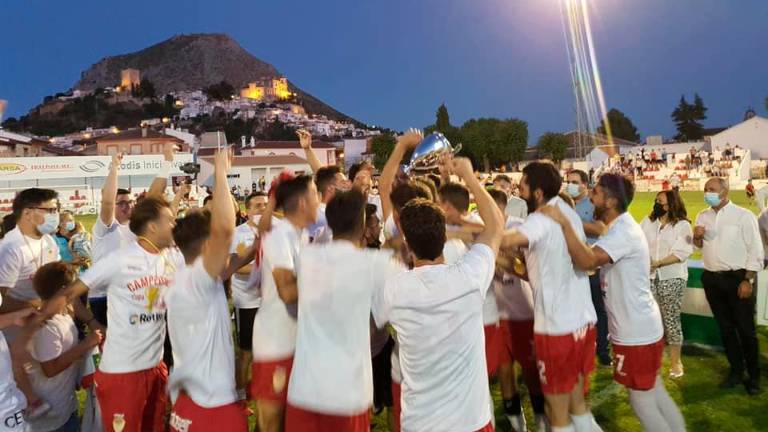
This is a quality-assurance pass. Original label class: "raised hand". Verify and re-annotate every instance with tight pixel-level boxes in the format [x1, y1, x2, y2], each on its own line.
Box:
[163, 142, 177, 162]
[111, 152, 124, 170]
[296, 129, 312, 149]
[450, 157, 474, 180]
[398, 128, 423, 150]
[214, 146, 233, 174]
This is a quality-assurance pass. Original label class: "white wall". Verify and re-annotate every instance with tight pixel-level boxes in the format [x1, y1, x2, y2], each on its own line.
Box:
[343, 138, 369, 168]
[710, 116, 768, 160]
[243, 147, 335, 165]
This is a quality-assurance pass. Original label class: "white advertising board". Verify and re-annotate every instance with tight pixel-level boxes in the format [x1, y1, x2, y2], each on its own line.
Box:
[0, 154, 194, 181]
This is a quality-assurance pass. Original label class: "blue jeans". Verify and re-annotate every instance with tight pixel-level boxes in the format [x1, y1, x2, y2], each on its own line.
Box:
[51, 412, 80, 432]
[589, 271, 610, 358]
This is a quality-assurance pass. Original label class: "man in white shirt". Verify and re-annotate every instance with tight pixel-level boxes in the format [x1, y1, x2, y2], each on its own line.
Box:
[41, 196, 179, 432]
[250, 175, 318, 432]
[540, 173, 685, 432]
[493, 174, 528, 220]
[286, 189, 403, 431]
[372, 157, 503, 432]
[91, 149, 174, 326]
[501, 162, 599, 432]
[309, 165, 348, 243]
[0, 188, 62, 419]
[759, 208, 768, 268]
[165, 149, 248, 431]
[228, 191, 268, 404]
[0, 307, 36, 432]
[694, 177, 764, 396]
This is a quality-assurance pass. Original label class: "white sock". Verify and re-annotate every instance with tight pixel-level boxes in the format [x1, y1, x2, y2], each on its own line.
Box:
[629, 386, 672, 432]
[553, 424, 576, 432]
[652, 377, 686, 432]
[571, 412, 603, 432]
[236, 388, 246, 401]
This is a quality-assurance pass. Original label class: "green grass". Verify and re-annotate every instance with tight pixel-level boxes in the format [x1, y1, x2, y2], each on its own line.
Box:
[72, 191, 767, 431]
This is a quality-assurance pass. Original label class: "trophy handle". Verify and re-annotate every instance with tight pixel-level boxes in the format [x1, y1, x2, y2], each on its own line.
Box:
[451, 143, 462, 154]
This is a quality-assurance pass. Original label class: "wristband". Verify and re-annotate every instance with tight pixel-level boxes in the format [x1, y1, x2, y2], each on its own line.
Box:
[156, 160, 172, 179]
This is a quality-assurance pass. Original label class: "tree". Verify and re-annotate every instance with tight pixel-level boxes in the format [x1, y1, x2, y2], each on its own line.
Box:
[258, 119, 295, 141]
[764, 96, 768, 114]
[132, 79, 156, 98]
[459, 118, 528, 171]
[205, 81, 235, 101]
[537, 132, 569, 163]
[370, 133, 398, 170]
[671, 93, 707, 141]
[598, 108, 640, 142]
[435, 103, 450, 132]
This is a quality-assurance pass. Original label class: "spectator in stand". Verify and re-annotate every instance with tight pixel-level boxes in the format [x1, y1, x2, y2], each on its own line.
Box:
[694, 177, 764, 396]
[746, 180, 755, 205]
[641, 190, 693, 378]
[669, 173, 681, 192]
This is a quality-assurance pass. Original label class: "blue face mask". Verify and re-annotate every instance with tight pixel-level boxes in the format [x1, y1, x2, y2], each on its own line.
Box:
[65, 221, 76, 232]
[566, 183, 581, 198]
[704, 192, 721, 207]
[37, 212, 60, 235]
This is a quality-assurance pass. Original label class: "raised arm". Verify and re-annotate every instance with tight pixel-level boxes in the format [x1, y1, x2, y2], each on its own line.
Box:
[170, 183, 191, 217]
[146, 143, 176, 199]
[380, 131, 422, 222]
[201, 148, 237, 278]
[297, 129, 322, 173]
[99, 153, 123, 226]
[257, 195, 276, 236]
[450, 157, 504, 254]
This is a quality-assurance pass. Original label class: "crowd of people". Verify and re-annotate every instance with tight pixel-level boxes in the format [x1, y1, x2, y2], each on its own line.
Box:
[0, 129, 764, 432]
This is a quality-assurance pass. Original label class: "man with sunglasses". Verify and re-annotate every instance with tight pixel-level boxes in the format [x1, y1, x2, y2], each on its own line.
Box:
[91, 148, 175, 326]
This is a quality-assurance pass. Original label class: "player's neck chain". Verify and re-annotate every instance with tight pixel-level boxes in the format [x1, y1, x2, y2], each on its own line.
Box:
[137, 236, 162, 254]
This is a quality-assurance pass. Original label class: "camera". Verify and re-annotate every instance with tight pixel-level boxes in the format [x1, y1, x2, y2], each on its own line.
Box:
[180, 162, 201, 175]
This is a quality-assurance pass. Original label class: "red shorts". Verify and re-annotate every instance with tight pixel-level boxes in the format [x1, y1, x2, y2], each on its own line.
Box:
[534, 324, 596, 395]
[612, 339, 664, 390]
[94, 362, 168, 432]
[391, 381, 401, 432]
[476, 422, 494, 432]
[170, 392, 247, 432]
[285, 403, 370, 432]
[250, 356, 293, 405]
[499, 320, 541, 394]
[484, 323, 500, 376]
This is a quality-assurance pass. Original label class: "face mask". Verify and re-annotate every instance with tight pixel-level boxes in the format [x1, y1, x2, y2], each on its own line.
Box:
[37, 213, 60, 235]
[566, 183, 581, 198]
[65, 221, 76, 232]
[652, 203, 666, 219]
[704, 192, 721, 207]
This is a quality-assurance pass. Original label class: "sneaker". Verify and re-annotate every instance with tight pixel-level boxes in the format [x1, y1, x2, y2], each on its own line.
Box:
[25, 399, 51, 420]
[506, 413, 527, 432]
[745, 379, 760, 397]
[669, 364, 684, 379]
[535, 414, 550, 432]
[719, 373, 742, 389]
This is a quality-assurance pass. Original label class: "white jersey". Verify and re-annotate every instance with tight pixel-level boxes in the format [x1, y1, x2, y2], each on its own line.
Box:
[251, 219, 308, 361]
[0, 227, 60, 302]
[518, 196, 597, 335]
[91, 219, 137, 299]
[596, 213, 664, 345]
[372, 244, 496, 432]
[288, 242, 403, 414]
[0, 332, 26, 430]
[166, 258, 237, 408]
[494, 216, 534, 321]
[26, 314, 80, 432]
[229, 222, 261, 309]
[80, 241, 178, 373]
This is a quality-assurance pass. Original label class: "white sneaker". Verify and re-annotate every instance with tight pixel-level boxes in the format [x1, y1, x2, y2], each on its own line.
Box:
[507, 413, 527, 432]
[535, 414, 551, 432]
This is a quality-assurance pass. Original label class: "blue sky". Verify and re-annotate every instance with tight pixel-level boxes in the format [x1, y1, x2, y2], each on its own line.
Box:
[1, 0, 766, 143]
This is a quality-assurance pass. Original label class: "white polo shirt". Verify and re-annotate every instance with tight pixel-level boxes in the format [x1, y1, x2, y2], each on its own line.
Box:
[694, 202, 764, 272]
[372, 244, 496, 432]
[596, 213, 664, 345]
[229, 222, 261, 309]
[640, 217, 693, 281]
[288, 242, 403, 414]
[251, 218, 308, 361]
[517, 196, 597, 335]
[91, 219, 136, 299]
[0, 227, 60, 302]
[79, 241, 178, 373]
[166, 258, 237, 408]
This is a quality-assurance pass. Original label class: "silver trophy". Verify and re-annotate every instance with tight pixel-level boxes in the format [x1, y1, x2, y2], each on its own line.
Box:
[404, 132, 462, 174]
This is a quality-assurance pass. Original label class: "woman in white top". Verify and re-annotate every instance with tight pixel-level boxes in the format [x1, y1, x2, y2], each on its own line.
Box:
[640, 190, 693, 378]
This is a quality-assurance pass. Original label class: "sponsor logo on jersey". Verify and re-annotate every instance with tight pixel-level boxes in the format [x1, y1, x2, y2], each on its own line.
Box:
[129, 312, 166, 325]
[169, 412, 193, 432]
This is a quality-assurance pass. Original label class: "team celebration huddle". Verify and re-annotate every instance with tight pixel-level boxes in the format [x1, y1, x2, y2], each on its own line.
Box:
[0, 128, 763, 432]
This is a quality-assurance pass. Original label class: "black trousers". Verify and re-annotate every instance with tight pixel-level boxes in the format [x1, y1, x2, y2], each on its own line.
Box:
[702, 269, 760, 381]
[589, 270, 610, 357]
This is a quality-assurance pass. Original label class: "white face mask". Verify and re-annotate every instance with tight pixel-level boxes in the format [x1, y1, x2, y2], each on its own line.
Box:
[37, 212, 60, 235]
[566, 183, 581, 198]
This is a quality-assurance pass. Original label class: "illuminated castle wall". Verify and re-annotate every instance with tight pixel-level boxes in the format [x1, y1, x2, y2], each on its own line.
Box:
[240, 77, 291, 101]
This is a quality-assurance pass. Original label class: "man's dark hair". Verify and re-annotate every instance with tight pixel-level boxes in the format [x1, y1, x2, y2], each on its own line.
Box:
[275, 175, 313, 214]
[522, 161, 561, 201]
[173, 210, 211, 256]
[129, 197, 171, 235]
[493, 174, 511, 184]
[326, 189, 367, 238]
[413, 177, 437, 202]
[400, 199, 446, 261]
[12, 188, 58, 218]
[597, 173, 634, 212]
[426, 173, 442, 189]
[315, 166, 342, 196]
[245, 191, 268, 209]
[348, 161, 373, 183]
[365, 203, 378, 220]
[390, 181, 433, 214]
[33, 261, 77, 301]
[569, 169, 589, 185]
[203, 195, 213, 206]
[488, 188, 508, 209]
[117, 188, 131, 196]
[437, 182, 470, 213]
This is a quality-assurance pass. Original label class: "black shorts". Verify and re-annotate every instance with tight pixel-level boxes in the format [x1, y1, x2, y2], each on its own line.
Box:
[88, 297, 108, 327]
[372, 337, 395, 410]
[234, 307, 258, 351]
